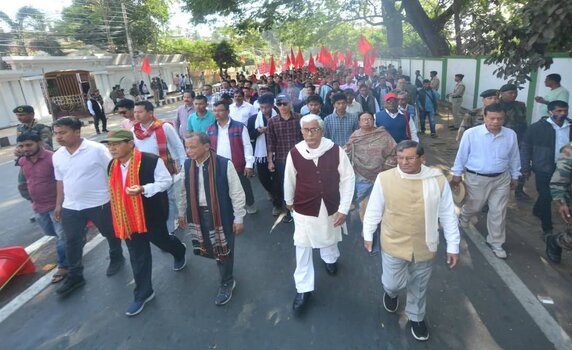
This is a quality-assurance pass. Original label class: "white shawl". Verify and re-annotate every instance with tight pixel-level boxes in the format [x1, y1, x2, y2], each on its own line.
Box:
[396, 164, 443, 252]
[293, 137, 335, 161]
[254, 109, 277, 162]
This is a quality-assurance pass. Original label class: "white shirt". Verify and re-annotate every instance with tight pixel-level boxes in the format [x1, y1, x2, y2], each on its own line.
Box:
[132, 122, 187, 165]
[177, 156, 246, 224]
[229, 102, 257, 125]
[86, 99, 101, 116]
[346, 101, 363, 115]
[452, 124, 521, 179]
[547, 117, 571, 161]
[382, 109, 419, 142]
[53, 139, 111, 210]
[120, 157, 172, 197]
[362, 173, 460, 254]
[215, 119, 255, 169]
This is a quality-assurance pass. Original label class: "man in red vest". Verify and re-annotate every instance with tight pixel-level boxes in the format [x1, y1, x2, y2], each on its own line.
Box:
[284, 114, 355, 315]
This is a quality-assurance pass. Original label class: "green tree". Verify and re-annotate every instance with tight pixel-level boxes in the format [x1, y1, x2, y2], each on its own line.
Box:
[211, 40, 240, 77]
[156, 36, 218, 70]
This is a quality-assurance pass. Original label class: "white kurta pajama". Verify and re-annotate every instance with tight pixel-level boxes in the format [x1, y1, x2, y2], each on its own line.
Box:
[284, 138, 355, 293]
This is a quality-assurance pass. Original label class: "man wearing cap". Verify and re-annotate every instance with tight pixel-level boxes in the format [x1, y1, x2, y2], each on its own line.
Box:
[375, 93, 419, 143]
[447, 74, 465, 130]
[102, 129, 187, 316]
[499, 83, 529, 200]
[451, 103, 521, 259]
[535, 74, 570, 117]
[52, 117, 125, 297]
[522, 100, 571, 263]
[363, 140, 460, 342]
[267, 94, 303, 221]
[230, 90, 257, 125]
[457, 89, 499, 141]
[87, 89, 108, 134]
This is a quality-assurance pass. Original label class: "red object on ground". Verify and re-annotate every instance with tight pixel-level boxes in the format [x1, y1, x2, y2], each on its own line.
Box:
[141, 56, 152, 75]
[0, 246, 36, 289]
[308, 53, 317, 74]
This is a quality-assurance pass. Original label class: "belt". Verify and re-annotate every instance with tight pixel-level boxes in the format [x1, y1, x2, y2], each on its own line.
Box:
[466, 169, 503, 177]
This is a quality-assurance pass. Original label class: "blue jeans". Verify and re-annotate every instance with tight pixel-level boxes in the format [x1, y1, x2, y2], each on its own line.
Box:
[419, 111, 436, 134]
[35, 210, 68, 268]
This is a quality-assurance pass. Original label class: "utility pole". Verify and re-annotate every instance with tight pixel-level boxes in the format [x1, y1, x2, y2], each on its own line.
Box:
[121, 0, 139, 83]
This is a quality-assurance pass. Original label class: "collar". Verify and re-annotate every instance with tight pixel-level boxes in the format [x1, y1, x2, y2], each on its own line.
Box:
[195, 153, 211, 167]
[482, 125, 504, 136]
[334, 111, 347, 118]
[385, 109, 400, 117]
[547, 116, 570, 129]
[217, 119, 231, 128]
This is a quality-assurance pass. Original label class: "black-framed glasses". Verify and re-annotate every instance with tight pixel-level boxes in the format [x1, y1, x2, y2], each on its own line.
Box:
[276, 102, 289, 106]
[301, 127, 322, 134]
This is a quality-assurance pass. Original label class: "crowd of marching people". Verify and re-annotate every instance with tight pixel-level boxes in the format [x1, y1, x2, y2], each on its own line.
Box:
[12, 63, 570, 341]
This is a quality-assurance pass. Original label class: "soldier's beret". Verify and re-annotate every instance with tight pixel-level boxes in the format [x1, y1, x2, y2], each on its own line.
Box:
[13, 105, 34, 114]
[499, 84, 517, 92]
[480, 89, 498, 98]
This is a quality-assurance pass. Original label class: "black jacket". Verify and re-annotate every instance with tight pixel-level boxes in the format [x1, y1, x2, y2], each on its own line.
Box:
[521, 116, 572, 175]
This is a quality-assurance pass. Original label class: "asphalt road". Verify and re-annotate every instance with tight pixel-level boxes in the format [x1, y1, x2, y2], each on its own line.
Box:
[0, 106, 569, 349]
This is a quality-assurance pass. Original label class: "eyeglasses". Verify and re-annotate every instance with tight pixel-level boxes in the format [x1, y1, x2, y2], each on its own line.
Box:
[397, 156, 420, 162]
[276, 102, 289, 106]
[302, 127, 322, 134]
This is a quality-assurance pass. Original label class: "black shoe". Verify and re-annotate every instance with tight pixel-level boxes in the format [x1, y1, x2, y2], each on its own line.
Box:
[56, 277, 85, 297]
[430, 133, 437, 138]
[546, 236, 562, 263]
[173, 243, 187, 271]
[383, 292, 399, 313]
[215, 280, 236, 306]
[410, 320, 429, 341]
[481, 204, 489, 213]
[515, 190, 531, 201]
[106, 257, 125, 276]
[292, 292, 311, 314]
[282, 213, 293, 223]
[420, 129, 426, 134]
[96, 131, 101, 135]
[102, 129, 109, 132]
[325, 262, 337, 276]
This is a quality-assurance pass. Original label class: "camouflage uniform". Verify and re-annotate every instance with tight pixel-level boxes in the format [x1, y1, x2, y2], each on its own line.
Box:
[549, 144, 572, 251]
[456, 108, 484, 142]
[500, 100, 528, 143]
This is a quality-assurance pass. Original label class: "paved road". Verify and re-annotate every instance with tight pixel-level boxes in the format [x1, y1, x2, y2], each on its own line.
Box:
[0, 108, 570, 349]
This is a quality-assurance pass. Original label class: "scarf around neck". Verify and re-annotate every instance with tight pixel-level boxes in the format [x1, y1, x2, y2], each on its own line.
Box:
[396, 164, 443, 252]
[108, 149, 147, 240]
[294, 137, 335, 161]
[133, 117, 177, 174]
[254, 109, 277, 163]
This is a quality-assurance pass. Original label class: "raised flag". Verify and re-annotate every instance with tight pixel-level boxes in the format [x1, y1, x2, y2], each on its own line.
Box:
[286, 55, 291, 68]
[345, 50, 352, 67]
[363, 49, 376, 75]
[319, 46, 335, 70]
[295, 48, 304, 69]
[269, 55, 276, 76]
[352, 59, 359, 76]
[358, 35, 373, 55]
[308, 53, 317, 74]
[290, 48, 295, 66]
[141, 56, 152, 75]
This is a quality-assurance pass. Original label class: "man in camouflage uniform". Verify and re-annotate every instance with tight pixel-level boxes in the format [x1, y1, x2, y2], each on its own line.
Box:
[456, 89, 499, 142]
[13, 105, 53, 212]
[549, 140, 572, 263]
[499, 84, 530, 200]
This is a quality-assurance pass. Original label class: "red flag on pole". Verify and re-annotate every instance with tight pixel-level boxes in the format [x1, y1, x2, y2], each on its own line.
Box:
[269, 55, 276, 76]
[318, 46, 335, 70]
[308, 53, 317, 74]
[290, 48, 295, 66]
[336, 52, 345, 64]
[345, 50, 352, 67]
[352, 59, 359, 76]
[363, 49, 376, 75]
[358, 35, 373, 55]
[141, 56, 152, 75]
[295, 48, 304, 69]
[286, 55, 291, 68]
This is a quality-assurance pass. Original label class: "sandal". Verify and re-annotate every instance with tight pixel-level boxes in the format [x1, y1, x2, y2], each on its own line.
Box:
[51, 269, 68, 284]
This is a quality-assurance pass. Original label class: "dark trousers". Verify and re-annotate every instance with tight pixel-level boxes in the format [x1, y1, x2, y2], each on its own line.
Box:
[93, 113, 107, 133]
[237, 172, 255, 206]
[272, 161, 287, 208]
[125, 220, 186, 302]
[534, 171, 553, 232]
[61, 202, 123, 280]
[199, 207, 234, 285]
[419, 111, 436, 134]
[256, 161, 279, 208]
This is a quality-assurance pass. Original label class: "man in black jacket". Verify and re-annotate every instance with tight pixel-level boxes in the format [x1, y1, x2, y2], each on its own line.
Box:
[520, 100, 570, 262]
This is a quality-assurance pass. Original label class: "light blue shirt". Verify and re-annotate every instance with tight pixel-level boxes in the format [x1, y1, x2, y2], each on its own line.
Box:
[547, 117, 571, 161]
[452, 124, 521, 179]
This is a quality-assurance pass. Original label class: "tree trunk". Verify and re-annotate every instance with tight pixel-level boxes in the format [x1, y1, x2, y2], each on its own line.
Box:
[402, 0, 451, 56]
[381, 0, 403, 56]
[453, 0, 462, 54]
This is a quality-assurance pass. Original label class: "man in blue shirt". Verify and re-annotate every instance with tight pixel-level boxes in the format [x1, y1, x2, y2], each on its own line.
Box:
[187, 95, 216, 134]
[324, 92, 359, 146]
[417, 80, 438, 138]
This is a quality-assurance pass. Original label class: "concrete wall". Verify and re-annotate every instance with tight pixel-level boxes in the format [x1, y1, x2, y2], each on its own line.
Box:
[531, 58, 572, 122]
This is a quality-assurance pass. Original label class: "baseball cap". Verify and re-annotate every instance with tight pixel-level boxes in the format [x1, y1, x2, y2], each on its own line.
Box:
[384, 92, 398, 101]
[100, 129, 134, 143]
[276, 94, 291, 103]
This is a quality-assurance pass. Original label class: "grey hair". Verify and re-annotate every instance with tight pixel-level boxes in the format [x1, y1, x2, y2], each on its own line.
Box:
[188, 132, 211, 145]
[300, 114, 325, 129]
[396, 140, 424, 156]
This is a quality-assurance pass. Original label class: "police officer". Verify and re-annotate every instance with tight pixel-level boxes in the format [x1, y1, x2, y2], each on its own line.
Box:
[457, 89, 499, 142]
[549, 140, 572, 263]
[499, 83, 529, 200]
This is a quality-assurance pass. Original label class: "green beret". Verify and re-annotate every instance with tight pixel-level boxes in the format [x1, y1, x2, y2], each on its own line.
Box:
[480, 89, 498, 98]
[499, 84, 517, 92]
[13, 105, 34, 114]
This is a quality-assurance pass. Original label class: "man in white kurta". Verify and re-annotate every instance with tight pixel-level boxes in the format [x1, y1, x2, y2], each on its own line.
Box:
[284, 114, 355, 314]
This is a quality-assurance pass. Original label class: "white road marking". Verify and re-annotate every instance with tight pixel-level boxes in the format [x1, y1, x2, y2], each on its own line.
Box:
[0, 234, 105, 324]
[25, 236, 53, 254]
[463, 223, 572, 350]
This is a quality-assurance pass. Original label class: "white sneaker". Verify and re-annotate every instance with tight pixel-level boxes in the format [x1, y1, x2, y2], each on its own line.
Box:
[492, 247, 507, 259]
[246, 205, 258, 214]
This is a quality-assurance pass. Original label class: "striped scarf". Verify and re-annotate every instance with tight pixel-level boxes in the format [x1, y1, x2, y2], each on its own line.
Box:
[188, 150, 229, 261]
[108, 149, 147, 240]
[133, 117, 177, 174]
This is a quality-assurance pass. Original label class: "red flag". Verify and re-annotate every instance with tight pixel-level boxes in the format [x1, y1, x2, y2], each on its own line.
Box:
[363, 49, 376, 75]
[352, 59, 359, 76]
[336, 51, 345, 64]
[308, 53, 317, 74]
[345, 50, 352, 67]
[318, 46, 335, 70]
[286, 55, 291, 68]
[295, 48, 304, 69]
[358, 35, 373, 55]
[258, 58, 267, 74]
[269, 55, 276, 76]
[141, 56, 152, 75]
[290, 48, 295, 66]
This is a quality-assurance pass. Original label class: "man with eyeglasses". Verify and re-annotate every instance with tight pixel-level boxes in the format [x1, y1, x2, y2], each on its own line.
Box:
[267, 94, 303, 222]
[284, 114, 355, 315]
[363, 140, 459, 342]
[201, 84, 215, 110]
[116, 99, 136, 130]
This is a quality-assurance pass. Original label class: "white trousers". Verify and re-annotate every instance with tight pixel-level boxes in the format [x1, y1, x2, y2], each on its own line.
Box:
[382, 252, 434, 322]
[294, 244, 340, 293]
[461, 171, 511, 248]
